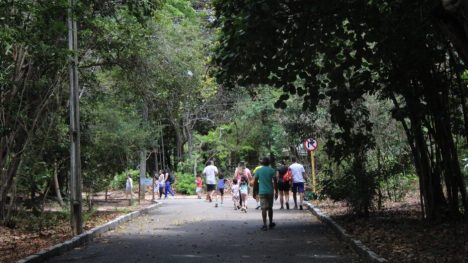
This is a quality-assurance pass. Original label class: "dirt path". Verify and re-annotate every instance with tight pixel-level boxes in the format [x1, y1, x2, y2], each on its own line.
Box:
[47, 198, 362, 263]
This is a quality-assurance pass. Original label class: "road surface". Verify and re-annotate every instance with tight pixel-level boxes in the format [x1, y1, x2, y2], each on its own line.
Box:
[47, 197, 362, 263]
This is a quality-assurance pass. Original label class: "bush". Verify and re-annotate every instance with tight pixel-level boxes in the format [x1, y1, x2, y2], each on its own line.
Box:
[320, 157, 377, 216]
[109, 169, 139, 190]
[173, 172, 196, 195]
[381, 173, 418, 201]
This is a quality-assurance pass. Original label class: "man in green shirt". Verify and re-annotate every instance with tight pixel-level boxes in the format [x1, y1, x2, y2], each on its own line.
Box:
[253, 157, 278, 231]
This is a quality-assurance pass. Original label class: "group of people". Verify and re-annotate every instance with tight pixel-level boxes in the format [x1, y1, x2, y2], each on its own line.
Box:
[155, 169, 176, 199]
[199, 157, 307, 230]
[124, 169, 176, 200]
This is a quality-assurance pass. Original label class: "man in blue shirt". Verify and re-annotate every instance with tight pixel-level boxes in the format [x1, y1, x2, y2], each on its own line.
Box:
[253, 157, 278, 231]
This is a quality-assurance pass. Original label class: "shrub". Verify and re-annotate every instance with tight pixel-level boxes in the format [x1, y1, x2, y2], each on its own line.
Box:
[110, 169, 139, 190]
[173, 172, 196, 195]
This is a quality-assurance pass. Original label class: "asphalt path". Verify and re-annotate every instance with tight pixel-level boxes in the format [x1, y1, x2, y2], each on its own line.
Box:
[47, 197, 362, 263]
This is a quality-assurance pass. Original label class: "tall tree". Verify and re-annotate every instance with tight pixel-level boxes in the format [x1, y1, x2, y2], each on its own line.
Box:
[0, 0, 160, 222]
[212, 0, 467, 219]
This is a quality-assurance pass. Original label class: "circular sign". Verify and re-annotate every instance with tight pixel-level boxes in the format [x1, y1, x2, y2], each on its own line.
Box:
[304, 138, 318, 152]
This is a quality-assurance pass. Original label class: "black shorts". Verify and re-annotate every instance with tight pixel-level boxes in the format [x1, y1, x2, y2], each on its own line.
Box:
[218, 188, 224, 195]
[278, 181, 290, 192]
[206, 184, 216, 191]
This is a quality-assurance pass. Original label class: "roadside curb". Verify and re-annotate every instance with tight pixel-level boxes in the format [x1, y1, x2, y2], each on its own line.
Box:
[16, 202, 162, 263]
[304, 202, 388, 263]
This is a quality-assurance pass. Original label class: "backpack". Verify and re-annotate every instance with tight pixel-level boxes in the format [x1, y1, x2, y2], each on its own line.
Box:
[169, 173, 175, 184]
[283, 168, 292, 182]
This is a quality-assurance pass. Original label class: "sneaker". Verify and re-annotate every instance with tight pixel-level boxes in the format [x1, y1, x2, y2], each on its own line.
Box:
[294, 205, 298, 209]
[269, 222, 276, 229]
[215, 203, 218, 208]
[261, 225, 268, 231]
[286, 203, 289, 210]
[256, 205, 261, 210]
[299, 205, 303, 210]
[280, 206, 284, 210]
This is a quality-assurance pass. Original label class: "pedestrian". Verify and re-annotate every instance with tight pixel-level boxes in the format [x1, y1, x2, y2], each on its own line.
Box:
[234, 161, 252, 208]
[252, 162, 262, 210]
[153, 172, 159, 196]
[158, 169, 165, 199]
[195, 174, 203, 199]
[289, 157, 306, 210]
[164, 168, 175, 199]
[215, 173, 227, 207]
[277, 159, 291, 209]
[203, 160, 218, 202]
[125, 174, 133, 199]
[239, 176, 249, 212]
[253, 157, 278, 231]
[231, 178, 240, 210]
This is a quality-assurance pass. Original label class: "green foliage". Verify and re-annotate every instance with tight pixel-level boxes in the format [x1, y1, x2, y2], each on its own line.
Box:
[381, 173, 418, 202]
[173, 173, 196, 195]
[110, 169, 140, 190]
[212, 0, 468, 219]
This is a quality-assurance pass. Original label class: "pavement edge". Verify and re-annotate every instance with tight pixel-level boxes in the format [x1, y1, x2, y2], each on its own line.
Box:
[16, 202, 162, 263]
[304, 202, 388, 263]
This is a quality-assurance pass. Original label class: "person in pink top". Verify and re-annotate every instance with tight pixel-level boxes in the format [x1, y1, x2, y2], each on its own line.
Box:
[234, 161, 252, 208]
[195, 174, 203, 199]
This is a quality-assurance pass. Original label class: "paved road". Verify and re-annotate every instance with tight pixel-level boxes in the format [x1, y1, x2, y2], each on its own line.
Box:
[47, 198, 362, 263]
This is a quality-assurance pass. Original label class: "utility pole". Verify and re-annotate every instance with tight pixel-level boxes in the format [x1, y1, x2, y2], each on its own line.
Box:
[139, 100, 148, 202]
[68, 0, 83, 235]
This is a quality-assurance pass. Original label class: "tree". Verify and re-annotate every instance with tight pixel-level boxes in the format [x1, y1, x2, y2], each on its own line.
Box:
[0, 0, 160, 223]
[212, 0, 467, 219]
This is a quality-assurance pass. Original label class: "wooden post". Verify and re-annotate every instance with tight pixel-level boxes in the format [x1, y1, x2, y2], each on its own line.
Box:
[68, 0, 83, 235]
[311, 151, 316, 193]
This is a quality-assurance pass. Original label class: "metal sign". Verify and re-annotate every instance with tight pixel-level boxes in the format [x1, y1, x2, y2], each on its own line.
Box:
[304, 138, 318, 152]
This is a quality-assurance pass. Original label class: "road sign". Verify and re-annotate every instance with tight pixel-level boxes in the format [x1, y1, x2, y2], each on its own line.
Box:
[141, 178, 153, 186]
[304, 138, 318, 195]
[304, 138, 318, 152]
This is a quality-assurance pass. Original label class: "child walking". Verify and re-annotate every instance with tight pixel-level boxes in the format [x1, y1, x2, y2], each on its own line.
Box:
[231, 178, 240, 210]
[195, 174, 203, 199]
[240, 176, 249, 212]
[215, 173, 227, 207]
[158, 170, 165, 199]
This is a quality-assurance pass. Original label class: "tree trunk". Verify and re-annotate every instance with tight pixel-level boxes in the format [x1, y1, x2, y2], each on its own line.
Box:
[422, 70, 467, 218]
[435, 0, 468, 65]
[53, 160, 64, 206]
[171, 120, 186, 164]
[0, 156, 21, 222]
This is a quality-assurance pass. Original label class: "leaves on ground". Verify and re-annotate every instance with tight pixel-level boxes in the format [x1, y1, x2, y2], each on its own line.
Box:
[0, 193, 154, 263]
[315, 195, 467, 263]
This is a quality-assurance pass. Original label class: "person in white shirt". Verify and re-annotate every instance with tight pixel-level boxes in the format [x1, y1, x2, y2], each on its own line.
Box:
[289, 157, 307, 210]
[231, 178, 240, 210]
[157, 170, 165, 200]
[125, 175, 133, 200]
[203, 160, 218, 202]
